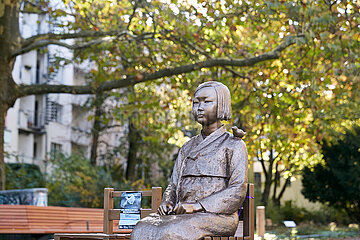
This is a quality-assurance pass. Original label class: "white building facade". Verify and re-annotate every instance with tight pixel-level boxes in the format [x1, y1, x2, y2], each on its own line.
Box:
[4, 7, 128, 174]
[4, 10, 94, 173]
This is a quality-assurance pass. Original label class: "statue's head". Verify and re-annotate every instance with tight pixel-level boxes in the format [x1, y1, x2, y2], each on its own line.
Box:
[192, 81, 231, 125]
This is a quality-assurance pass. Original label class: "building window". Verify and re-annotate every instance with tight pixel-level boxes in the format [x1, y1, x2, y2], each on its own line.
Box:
[36, 58, 40, 84]
[50, 142, 62, 159]
[48, 102, 62, 123]
[33, 142, 37, 159]
[4, 129, 11, 144]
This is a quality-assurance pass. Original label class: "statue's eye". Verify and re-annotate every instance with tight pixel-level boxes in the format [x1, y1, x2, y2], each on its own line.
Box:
[205, 100, 212, 103]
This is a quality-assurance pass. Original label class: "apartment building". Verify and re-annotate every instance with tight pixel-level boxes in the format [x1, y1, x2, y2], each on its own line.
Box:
[3, 12, 77, 172]
[3, 9, 126, 173]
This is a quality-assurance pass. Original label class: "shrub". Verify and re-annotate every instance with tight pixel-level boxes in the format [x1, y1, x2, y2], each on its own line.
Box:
[263, 200, 351, 226]
[302, 126, 360, 223]
[6, 162, 45, 189]
[46, 153, 150, 208]
[47, 153, 117, 208]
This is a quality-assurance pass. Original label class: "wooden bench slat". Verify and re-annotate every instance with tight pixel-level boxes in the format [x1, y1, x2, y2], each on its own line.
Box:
[0, 204, 105, 234]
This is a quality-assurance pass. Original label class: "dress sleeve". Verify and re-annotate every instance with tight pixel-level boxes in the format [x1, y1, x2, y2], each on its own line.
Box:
[160, 146, 184, 207]
[198, 139, 248, 214]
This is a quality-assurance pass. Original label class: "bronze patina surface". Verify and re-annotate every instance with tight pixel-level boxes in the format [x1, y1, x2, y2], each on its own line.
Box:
[130, 81, 248, 240]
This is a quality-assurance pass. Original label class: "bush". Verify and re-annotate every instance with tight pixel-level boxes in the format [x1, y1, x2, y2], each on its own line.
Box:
[47, 153, 116, 208]
[261, 201, 280, 225]
[264, 200, 309, 226]
[280, 201, 309, 223]
[263, 200, 351, 226]
[6, 162, 45, 189]
[302, 126, 360, 223]
[46, 153, 150, 208]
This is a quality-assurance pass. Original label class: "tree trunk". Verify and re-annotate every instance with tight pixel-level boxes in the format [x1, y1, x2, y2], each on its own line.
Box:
[0, 63, 18, 190]
[90, 103, 102, 166]
[126, 119, 138, 181]
[0, 102, 6, 190]
[272, 162, 281, 206]
[0, 0, 22, 190]
[261, 171, 272, 206]
[261, 150, 275, 206]
[276, 178, 290, 203]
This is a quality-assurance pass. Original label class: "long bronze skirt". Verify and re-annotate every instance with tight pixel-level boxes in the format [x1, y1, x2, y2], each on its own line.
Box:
[130, 212, 238, 240]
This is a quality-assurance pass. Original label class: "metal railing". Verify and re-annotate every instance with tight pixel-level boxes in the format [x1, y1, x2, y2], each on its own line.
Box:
[18, 109, 46, 130]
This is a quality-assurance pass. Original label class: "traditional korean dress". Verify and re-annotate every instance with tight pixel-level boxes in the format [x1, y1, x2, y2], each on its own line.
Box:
[130, 125, 248, 240]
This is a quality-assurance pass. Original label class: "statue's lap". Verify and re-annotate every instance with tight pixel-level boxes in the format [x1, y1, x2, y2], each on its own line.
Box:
[130, 212, 238, 240]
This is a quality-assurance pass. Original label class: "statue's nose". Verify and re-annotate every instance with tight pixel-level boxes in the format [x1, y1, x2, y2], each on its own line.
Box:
[198, 102, 204, 110]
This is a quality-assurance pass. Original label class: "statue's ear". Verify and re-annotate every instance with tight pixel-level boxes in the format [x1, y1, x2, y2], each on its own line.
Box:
[232, 126, 246, 139]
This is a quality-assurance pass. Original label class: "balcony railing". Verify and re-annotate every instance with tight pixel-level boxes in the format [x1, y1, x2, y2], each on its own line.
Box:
[18, 109, 46, 131]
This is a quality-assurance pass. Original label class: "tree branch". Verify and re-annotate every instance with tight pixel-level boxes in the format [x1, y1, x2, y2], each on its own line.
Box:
[258, 150, 268, 179]
[20, 10, 49, 14]
[17, 36, 300, 98]
[13, 31, 155, 58]
[14, 38, 115, 57]
[17, 84, 94, 97]
[165, 33, 252, 80]
[23, 30, 126, 46]
[276, 177, 291, 201]
[127, 2, 138, 30]
[21, 30, 121, 48]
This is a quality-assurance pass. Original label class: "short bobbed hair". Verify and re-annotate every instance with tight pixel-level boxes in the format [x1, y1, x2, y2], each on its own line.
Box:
[193, 81, 231, 121]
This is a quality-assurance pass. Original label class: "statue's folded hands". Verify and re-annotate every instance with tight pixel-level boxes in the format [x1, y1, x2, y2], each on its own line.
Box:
[173, 202, 204, 214]
[157, 202, 174, 216]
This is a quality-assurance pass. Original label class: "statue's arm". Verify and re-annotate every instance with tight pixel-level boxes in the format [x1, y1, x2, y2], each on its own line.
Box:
[198, 140, 248, 214]
[158, 147, 184, 215]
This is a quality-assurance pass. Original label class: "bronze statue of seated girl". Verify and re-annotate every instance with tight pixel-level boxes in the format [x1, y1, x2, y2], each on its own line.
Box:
[131, 81, 248, 240]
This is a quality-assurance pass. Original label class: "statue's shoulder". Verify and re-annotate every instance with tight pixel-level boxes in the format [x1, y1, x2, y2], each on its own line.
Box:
[180, 134, 201, 151]
[226, 131, 246, 148]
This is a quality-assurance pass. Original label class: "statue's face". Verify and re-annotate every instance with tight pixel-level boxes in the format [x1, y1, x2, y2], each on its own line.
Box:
[192, 87, 218, 126]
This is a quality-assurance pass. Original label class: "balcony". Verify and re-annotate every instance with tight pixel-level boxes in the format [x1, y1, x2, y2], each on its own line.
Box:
[18, 109, 46, 134]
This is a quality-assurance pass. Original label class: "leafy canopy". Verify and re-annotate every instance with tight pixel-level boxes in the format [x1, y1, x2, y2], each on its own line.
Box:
[68, 0, 360, 205]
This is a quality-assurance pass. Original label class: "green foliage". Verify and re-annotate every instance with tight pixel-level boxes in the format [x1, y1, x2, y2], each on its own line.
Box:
[46, 152, 157, 208]
[302, 125, 360, 223]
[263, 200, 283, 225]
[5, 163, 45, 190]
[265, 200, 351, 226]
[15, 0, 360, 205]
[47, 153, 116, 208]
[68, 1, 359, 178]
[3, 155, 157, 208]
[263, 200, 307, 226]
[280, 200, 309, 223]
[264, 201, 313, 226]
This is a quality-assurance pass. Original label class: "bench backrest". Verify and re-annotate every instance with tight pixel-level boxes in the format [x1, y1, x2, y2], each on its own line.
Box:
[241, 183, 254, 240]
[0, 205, 104, 234]
[103, 187, 162, 234]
